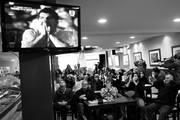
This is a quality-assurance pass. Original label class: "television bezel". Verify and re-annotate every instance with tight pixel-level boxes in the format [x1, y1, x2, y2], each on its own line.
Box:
[1, 0, 81, 54]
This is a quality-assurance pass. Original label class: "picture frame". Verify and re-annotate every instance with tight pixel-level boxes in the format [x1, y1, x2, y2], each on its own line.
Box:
[149, 49, 161, 66]
[123, 54, 129, 66]
[133, 52, 142, 62]
[172, 45, 180, 57]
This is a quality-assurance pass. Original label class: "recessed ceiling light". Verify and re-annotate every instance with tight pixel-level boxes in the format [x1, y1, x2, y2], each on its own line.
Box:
[173, 18, 180, 23]
[98, 18, 107, 24]
[85, 46, 91, 48]
[9, 2, 14, 5]
[11, 59, 15, 62]
[130, 36, 135, 39]
[82, 36, 88, 40]
[116, 41, 121, 44]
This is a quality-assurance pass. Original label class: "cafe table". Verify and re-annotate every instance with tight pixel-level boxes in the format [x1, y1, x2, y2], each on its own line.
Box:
[84, 96, 136, 120]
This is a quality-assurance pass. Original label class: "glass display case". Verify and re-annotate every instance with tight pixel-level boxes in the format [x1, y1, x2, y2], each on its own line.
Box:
[0, 74, 21, 120]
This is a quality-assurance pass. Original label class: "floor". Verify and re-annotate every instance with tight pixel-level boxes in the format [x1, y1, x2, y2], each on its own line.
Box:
[7, 112, 178, 120]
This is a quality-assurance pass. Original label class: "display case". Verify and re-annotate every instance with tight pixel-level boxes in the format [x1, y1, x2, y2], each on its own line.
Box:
[0, 74, 21, 120]
[0, 87, 21, 120]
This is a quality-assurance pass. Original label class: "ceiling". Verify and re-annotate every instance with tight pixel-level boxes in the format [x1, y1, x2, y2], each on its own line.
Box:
[1, 0, 180, 61]
[57, 0, 180, 50]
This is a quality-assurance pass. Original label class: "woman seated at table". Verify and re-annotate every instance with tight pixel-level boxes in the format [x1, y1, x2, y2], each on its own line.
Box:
[100, 78, 120, 101]
[124, 72, 146, 120]
[100, 78, 123, 120]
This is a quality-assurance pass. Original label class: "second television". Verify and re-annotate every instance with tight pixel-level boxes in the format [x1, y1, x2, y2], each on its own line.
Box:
[1, 0, 81, 53]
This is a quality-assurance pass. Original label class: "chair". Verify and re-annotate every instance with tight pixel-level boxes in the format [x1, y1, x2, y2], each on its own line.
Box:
[145, 86, 158, 104]
[155, 92, 180, 120]
[55, 108, 74, 120]
[168, 92, 180, 120]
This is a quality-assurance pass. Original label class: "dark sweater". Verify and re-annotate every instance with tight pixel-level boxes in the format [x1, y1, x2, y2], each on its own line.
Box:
[160, 59, 180, 81]
[154, 80, 180, 106]
[54, 88, 73, 104]
[73, 88, 96, 103]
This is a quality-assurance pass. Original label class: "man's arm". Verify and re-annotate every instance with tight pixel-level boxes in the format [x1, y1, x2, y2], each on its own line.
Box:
[49, 34, 70, 47]
[86, 90, 96, 100]
[21, 29, 46, 47]
[174, 81, 180, 89]
[160, 59, 180, 69]
[153, 80, 164, 89]
[54, 89, 59, 103]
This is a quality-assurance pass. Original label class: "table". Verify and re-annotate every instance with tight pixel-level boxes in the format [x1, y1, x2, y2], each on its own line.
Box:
[84, 96, 136, 120]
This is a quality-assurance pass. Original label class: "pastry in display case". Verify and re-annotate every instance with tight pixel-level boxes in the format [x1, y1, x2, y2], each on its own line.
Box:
[0, 73, 21, 119]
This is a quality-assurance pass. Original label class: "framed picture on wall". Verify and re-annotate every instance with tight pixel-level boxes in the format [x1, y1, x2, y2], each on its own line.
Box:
[172, 45, 180, 57]
[123, 54, 129, 66]
[133, 52, 142, 62]
[149, 49, 161, 66]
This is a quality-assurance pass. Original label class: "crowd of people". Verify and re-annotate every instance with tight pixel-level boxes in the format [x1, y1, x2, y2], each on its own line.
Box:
[53, 52, 180, 120]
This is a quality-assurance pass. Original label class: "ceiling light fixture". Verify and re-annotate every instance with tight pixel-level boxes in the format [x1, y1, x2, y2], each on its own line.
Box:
[116, 41, 121, 44]
[98, 18, 107, 24]
[82, 36, 88, 40]
[173, 18, 180, 23]
[130, 36, 135, 39]
[11, 59, 15, 62]
[9, 2, 14, 5]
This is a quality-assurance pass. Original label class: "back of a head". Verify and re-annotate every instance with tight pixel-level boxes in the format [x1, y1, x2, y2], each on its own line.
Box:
[81, 80, 89, 89]
[152, 67, 160, 74]
[174, 52, 180, 60]
[59, 80, 66, 88]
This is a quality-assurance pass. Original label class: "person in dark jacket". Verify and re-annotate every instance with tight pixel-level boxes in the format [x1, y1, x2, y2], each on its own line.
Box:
[73, 80, 96, 120]
[151, 67, 166, 83]
[125, 72, 146, 120]
[160, 52, 180, 81]
[139, 71, 148, 85]
[145, 73, 180, 120]
[54, 80, 73, 120]
[91, 74, 104, 91]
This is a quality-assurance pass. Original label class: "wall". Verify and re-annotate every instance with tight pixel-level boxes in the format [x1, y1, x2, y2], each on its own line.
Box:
[126, 32, 180, 69]
[57, 50, 105, 72]
[109, 33, 180, 70]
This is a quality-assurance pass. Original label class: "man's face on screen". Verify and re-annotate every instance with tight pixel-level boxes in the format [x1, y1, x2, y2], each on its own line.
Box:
[39, 12, 50, 25]
[39, 12, 57, 33]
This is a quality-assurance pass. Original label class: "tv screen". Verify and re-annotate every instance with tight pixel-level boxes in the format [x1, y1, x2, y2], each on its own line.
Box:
[1, 0, 81, 53]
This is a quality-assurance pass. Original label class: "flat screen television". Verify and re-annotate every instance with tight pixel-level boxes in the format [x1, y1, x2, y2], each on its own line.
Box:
[1, 0, 81, 54]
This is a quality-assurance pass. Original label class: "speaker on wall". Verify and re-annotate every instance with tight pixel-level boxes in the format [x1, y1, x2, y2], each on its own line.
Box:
[112, 50, 116, 55]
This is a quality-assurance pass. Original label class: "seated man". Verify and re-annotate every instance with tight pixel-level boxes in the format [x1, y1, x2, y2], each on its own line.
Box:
[73, 80, 96, 120]
[145, 73, 180, 120]
[54, 80, 73, 120]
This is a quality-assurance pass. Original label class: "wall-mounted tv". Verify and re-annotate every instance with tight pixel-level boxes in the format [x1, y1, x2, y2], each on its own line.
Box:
[1, 0, 81, 53]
